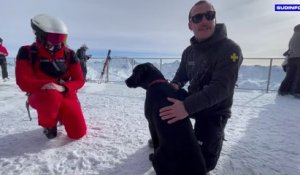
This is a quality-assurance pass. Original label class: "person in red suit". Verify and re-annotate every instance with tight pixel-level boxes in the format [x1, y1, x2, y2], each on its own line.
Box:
[15, 14, 87, 139]
[0, 37, 9, 81]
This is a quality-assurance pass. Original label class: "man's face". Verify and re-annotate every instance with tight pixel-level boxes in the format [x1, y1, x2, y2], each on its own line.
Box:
[188, 3, 216, 42]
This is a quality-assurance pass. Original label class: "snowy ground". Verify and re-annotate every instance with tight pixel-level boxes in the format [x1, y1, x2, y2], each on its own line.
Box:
[0, 59, 300, 175]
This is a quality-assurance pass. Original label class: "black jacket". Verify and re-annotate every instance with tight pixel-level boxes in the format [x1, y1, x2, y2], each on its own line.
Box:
[172, 23, 243, 117]
[76, 48, 89, 63]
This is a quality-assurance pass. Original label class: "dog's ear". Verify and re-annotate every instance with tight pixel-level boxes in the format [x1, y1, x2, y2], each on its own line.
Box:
[134, 64, 147, 74]
[137, 62, 153, 74]
[142, 62, 165, 79]
[143, 62, 153, 71]
[145, 62, 159, 72]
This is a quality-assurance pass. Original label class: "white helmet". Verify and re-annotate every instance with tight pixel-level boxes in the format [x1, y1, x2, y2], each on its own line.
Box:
[31, 14, 68, 44]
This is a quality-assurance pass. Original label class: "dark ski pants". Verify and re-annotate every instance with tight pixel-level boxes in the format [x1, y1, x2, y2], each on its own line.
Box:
[279, 58, 300, 95]
[0, 58, 8, 79]
[194, 114, 228, 172]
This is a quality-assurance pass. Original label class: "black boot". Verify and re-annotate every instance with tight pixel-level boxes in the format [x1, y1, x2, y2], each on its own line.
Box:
[43, 127, 57, 139]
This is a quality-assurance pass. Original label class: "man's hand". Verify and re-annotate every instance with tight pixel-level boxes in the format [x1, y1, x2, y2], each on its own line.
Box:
[41, 83, 66, 92]
[159, 97, 188, 124]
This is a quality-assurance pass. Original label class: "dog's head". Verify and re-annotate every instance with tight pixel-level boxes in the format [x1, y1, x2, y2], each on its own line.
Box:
[125, 62, 165, 89]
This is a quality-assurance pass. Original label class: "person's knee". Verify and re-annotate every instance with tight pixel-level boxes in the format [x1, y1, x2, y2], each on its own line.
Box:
[68, 129, 86, 140]
[65, 120, 87, 139]
[64, 117, 87, 139]
[202, 136, 224, 171]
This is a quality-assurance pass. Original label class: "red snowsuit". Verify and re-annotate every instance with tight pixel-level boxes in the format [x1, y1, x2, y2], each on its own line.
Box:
[15, 42, 87, 139]
[0, 43, 9, 79]
[0, 43, 8, 56]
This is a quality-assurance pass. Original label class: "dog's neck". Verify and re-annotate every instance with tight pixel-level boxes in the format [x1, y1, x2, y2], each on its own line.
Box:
[148, 79, 168, 88]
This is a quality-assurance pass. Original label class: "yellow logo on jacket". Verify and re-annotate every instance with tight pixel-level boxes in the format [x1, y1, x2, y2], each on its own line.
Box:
[231, 53, 239, 62]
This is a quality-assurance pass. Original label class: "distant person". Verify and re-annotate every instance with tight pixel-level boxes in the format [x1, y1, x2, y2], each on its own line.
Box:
[76, 44, 91, 81]
[158, 0, 243, 173]
[0, 37, 9, 81]
[15, 14, 87, 139]
[278, 24, 300, 98]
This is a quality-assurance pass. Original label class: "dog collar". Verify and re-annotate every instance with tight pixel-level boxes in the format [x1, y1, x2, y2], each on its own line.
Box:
[148, 79, 168, 88]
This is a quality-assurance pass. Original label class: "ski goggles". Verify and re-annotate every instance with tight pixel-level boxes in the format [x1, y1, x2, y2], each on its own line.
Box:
[190, 11, 216, 24]
[44, 41, 64, 52]
[43, 33, 67, 52]
[46, 33, 67, 45]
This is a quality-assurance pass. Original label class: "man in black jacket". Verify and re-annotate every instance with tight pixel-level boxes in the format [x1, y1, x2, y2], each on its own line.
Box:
[159, 0, 243, 172]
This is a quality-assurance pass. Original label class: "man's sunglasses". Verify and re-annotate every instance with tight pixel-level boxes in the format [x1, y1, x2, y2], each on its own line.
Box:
[190, 11, 216, 24]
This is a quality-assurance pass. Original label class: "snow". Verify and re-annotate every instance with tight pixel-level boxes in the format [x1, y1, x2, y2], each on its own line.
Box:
[0, 58, 300, 175]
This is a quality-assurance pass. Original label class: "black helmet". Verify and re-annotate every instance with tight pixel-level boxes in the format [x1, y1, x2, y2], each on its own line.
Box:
[31, 14, 68, 44]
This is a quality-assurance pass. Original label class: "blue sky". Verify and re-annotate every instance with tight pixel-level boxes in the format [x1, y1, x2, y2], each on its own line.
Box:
[1, 0, 300, 58]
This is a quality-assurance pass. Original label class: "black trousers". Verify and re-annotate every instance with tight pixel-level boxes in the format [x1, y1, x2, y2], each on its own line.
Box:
[279, 57, 300, 95]
[0, 58, 8, 79]
[194, 114, 228, 172]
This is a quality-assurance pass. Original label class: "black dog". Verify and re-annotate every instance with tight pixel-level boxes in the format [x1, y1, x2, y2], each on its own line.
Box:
[125, 63, 206, 175]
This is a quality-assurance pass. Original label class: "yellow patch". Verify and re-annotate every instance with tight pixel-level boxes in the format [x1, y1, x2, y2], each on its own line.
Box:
[230, 53, 239, 62]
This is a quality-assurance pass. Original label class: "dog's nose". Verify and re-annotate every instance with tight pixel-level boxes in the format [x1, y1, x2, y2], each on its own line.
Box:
[125, 79, 129, 86]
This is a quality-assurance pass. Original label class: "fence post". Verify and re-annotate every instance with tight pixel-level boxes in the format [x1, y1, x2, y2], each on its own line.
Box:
[266, 58, 273, 93]
[131, 58, 134, 71]
[160, 58, 162, 71]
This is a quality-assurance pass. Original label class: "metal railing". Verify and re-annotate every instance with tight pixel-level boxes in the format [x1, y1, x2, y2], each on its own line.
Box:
[235, 58, 284, 92]
[99, 57, 285, 93]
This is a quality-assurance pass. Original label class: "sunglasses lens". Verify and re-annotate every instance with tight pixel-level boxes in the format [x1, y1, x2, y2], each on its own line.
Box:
[191, 14, 203, 23]
[205, 11, 216, 20]
[191, 11, 215, 23]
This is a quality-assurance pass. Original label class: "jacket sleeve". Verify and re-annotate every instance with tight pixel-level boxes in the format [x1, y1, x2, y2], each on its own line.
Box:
[171, 48, 189, 88]
[62, 63, 85, 93]
[15, 46, 53, 93]
[184, 45, 243, 114]
[0, 45, 8, 56]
